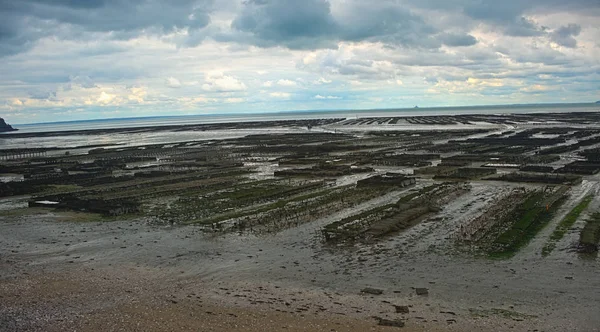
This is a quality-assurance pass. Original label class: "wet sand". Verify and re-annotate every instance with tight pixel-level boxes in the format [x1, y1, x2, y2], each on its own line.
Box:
[3, 115, 600, 331]
[2, 203, 599, 331]
[0, 266, 433, 332]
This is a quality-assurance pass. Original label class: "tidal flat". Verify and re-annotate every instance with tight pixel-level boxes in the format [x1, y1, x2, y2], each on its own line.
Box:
[2, 113, 600, 331]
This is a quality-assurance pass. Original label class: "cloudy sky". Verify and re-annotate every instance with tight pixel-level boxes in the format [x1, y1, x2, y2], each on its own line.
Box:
[1, 0, 599, 123]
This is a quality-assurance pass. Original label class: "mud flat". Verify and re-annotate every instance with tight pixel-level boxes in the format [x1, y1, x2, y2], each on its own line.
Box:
[322, 182, 470, 242]
[578, 212, 600, 254]
[2, 112, 600, 331]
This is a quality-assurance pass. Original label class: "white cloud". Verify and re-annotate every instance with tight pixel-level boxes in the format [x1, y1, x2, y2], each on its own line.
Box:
[97, 91, 116, 105]
[127, 86, 147, 103]
[180, 96, 214, 106]
[225, 97, 245, 103]
[315, 95, 341, 99]
[9, 83, 153, 109]
[521, 84, 554, 93]
[427, 77, 516, 94]
[270, 92, 291, 99]
[262, 81, 273, 87]
[166, 77, 182, 88]
[202, 72, 247, 92]
[10, 99, 23, 106]
[314, 77, 332, 84]
[277, 79, 297, 87]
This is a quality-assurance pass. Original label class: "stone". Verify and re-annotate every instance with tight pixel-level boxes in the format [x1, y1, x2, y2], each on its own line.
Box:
[361, 287, 384, 295]
[415, 288, 429, 296]
[375, 317, 405, 328]
[394, 305, 410, 314]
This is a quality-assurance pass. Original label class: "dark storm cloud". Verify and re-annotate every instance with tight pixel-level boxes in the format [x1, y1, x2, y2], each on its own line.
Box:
[229, 0, 598, 50]
[28, 88, 57, 100]
[452, 1, 547, 36]
[230, 0, 452, 49]
[0, 0, 213, 56]
[0, 10, 46, 56]
[336, 2, 437, 47]
[550, 24, 582, 48]
[0, 0, 598, 56]
[501, 17, 546, 37]
[232, 0, 337, 43]
[438, 33, 478, 47]
[9, 0, 213, 32]
[67, 76, 97, 89]
[24, 0, 108, 9]
[229, 0, 339, 49]
[408, 0, 598, 37]
[461, 0, 527, 25]
[460, 0, 600, 36]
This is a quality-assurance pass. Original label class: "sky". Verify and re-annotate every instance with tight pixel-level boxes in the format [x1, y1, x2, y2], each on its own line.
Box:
[0, 0, 599, 124]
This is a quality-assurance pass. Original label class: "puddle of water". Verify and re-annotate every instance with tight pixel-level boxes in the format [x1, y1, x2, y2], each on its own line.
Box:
[0, 174, 24, 183]
[0, 196, 29, 211]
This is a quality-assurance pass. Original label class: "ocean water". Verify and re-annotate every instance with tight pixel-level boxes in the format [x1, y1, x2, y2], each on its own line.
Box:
[5, 103, 599, 135]
[0, 103, 598, 151]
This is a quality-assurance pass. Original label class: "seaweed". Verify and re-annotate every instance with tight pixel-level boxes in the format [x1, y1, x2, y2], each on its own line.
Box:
[542, 195, 593, 256]
[578, 212, 600, 253]
[488, 192, 567, 259]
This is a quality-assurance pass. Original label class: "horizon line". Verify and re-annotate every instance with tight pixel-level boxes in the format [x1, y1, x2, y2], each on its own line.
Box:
[12, 101, 599, 126]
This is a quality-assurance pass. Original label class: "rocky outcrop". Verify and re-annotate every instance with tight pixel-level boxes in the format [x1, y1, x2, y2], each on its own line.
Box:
[0, 118, 16, 132]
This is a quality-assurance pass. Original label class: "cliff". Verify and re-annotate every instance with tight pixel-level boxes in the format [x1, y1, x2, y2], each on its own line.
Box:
[0, 118, 17, 132]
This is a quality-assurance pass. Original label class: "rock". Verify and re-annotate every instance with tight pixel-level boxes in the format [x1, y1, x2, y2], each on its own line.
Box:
[394, 305, 410, 314]
[375, 317, 405, 328]
[415, 288, 429, 296]
[361, 287, 384, 295]
[0, 118, 16, 133]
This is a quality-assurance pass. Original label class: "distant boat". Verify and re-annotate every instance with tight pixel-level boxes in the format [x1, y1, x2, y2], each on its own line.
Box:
[414, 105, 419, 109]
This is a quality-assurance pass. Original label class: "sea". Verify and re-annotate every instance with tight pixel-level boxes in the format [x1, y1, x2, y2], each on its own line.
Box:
[1, 103, 598, 151]
[6, 103, 599, 134]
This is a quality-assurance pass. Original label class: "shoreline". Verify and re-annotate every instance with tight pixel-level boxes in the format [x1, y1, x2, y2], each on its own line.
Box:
[3, 105, 599, 137]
